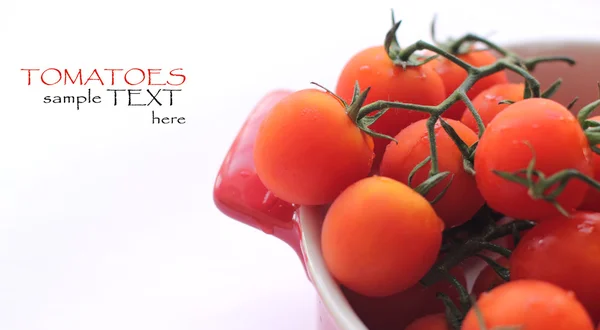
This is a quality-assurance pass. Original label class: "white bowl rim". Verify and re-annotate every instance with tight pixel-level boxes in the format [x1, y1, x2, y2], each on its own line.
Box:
[299, 206, 368, 330]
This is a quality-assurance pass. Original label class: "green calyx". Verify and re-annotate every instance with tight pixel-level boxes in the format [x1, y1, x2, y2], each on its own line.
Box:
[575, 87, 600, 153]
[385, 10, 438, 69]
[493, 141, 600, 216]
[309, 81, 397, 144]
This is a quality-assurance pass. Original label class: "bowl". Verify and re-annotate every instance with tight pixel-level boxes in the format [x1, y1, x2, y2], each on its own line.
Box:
[213, 41, 600, 330]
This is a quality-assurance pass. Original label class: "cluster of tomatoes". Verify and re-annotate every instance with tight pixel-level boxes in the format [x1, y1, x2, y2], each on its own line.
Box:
[251, 13, 600, 330]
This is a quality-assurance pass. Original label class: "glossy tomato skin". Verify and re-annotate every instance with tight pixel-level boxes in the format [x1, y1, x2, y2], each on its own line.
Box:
[254, 89, 374, 206]
[461, 83, 524, 134]
[579, 116, 600, 212]
[461, 280, 595, 330]
[321, 176, 444, 297]
[470, 257, 508, 297]
[474, 98, 594, 220]
[510, 211, 600, 323]
[335, 46, 447, 170]
[425, 50, 508, 120]
[380, 119, 483, 228]
[405, 314, 449, 330]
[342, 267, 465, 330]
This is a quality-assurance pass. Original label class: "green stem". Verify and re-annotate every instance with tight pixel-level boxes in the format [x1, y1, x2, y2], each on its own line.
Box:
[459, 91, 485, 137]
[543, 169, 600, 192]
[357, 100, 437, 118]
[480, 242, 512, 258]
[421, 219, 534, 287]
[497, 59, 541, 97]
[524, 56, 576, 71]
[448, 33, 509, 56]
[399, 40, 475, 73]
[438, 271, 470, 313]
[427, 116, 440, 176]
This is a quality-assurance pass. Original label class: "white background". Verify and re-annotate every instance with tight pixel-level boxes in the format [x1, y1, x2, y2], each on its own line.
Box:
[0, 1, 598, 330]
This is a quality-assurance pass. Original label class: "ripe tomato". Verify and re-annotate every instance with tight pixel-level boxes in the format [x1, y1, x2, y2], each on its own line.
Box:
[579, 116, 600, 212]
[342, 266, 465, 330]
[461, 280, 595, 330]
[474, 98, 594, 220]
[254, 88, 374, 205]
[405, 314, 449, 330]
[510, 211, 600, 324]
[424, 49, 508, 120]
[380, 118, 483, 228]
[470, 257, 508, 297]
[335, 46, 447, 169]
[321, 176, 444, 297]
[460, 83, 524, 134]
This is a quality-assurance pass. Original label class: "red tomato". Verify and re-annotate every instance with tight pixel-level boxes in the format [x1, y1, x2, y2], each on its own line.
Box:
[470, 257, 508, 297]
[254, 88, 374, 205]
[405, 314, 449, 330]
[579, 116, 600, 212]
[321, 176, 444, 297]
[424, 49, 508, 120]
[510, 211, 600, 324]
[461, 280, 595, 330]
[342, 267, 465, 330]
[335, 46, 447, 170]
[460, 83, 524, 134]
[474, 98, 594, 220]
[380, 118, 483, 228]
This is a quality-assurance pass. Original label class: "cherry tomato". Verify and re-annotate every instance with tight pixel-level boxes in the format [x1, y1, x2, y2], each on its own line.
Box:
[342, 266, 465, 330]
[474, 98, 594, 220]
[405, 314, 449, 330]
[254, 88, 374, 205]
[460, 83, 524, 134]
[461, 280, 595, 330]
[579, 116, 600, 212]
[321, 176, 444, 297]
[510, 211, 600, 324]
[425, 49, 508, 120]
[380, 118, 483, 228]
[470, 257, 508, 297]
[335, 46, 447, 170]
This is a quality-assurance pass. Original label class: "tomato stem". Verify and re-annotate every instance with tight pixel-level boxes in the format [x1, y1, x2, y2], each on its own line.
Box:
[420, 218, 535, 287]
[459, 91, 485, 138]
[493, 142, 600, 217]
[441, 269, 471, 312]
[524, 55, 576, 71]
[567, 97, 580, 110]
[426, 116, 440, 176]
[436, 292, 463, 330]
[448, 33, 509, 57]
[540, 78, 563, 99]
[358, 27, 574, 179]
[480, 242, 512, 258]
[577, 99, 600, 126]
[474, 253, 510, 282]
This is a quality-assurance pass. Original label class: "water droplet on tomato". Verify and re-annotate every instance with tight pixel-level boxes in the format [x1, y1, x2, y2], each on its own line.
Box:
[577, 221, 595, 234]
[359, 65, 371, 72]
[239, 170, 252, 178]
[532, 123, 540, 129]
